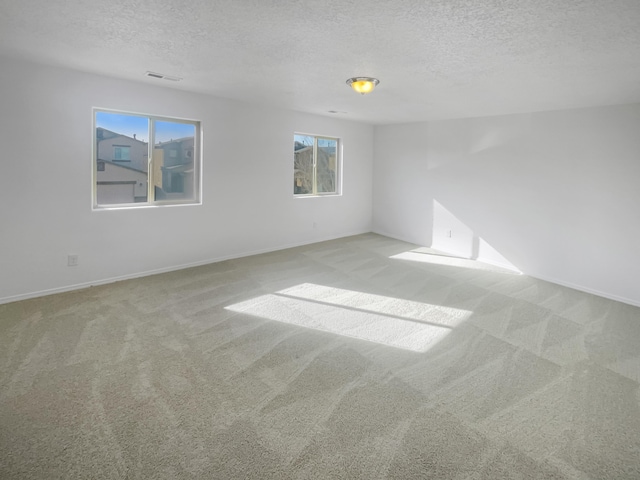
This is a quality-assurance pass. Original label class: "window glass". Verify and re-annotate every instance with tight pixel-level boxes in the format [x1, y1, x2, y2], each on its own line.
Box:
[294, 134, 314, 195]
[316, 137, 337, 193]
[94, 110, 199, 207]
[294, 134, 339, 196]
[113, 146, 131, 161]
[153, 120, 197, 201]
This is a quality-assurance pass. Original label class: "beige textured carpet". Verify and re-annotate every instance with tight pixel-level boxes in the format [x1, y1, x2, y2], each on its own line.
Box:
[1, 233, 640, 479]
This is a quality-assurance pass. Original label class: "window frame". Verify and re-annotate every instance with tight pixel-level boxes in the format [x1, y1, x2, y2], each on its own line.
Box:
[92, 108, 202, 210]
[293, 132, 341, 197]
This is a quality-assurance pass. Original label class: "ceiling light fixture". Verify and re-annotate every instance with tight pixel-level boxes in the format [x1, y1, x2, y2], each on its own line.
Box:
[346, 77, 379, 95]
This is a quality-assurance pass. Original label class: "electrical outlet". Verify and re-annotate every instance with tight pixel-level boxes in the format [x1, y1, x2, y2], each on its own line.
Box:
[67, 254, 79, 267]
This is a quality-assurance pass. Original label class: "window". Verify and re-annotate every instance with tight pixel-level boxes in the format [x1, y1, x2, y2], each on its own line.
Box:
[94, 110, 200, 207]
[294, 134, 339, 195]
[113, 146, 130, 161]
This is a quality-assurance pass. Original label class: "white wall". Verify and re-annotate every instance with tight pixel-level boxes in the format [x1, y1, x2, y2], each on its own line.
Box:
[0, 57, 373, 303]
[373, 104, 640, 306]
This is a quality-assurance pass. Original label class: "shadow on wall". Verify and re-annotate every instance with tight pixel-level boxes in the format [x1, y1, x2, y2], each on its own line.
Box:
[431, 199, 521, 273]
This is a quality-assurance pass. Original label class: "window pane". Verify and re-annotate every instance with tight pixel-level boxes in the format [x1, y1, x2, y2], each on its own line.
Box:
[294, 135, 313, 194]
[113, 146, 130, 161]
[95, 112, 149, 205]
[153, 121, 197, 202]
[293, 134, 339, 196]
[316, 138, 337, 193]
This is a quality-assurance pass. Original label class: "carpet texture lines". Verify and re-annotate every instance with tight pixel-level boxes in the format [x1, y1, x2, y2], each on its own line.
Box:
[1, 233, 639, 479]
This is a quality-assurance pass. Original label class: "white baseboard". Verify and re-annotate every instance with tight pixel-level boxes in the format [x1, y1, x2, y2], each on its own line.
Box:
[370, 228, 425, 247]
[528, 273, 640, 308]
[4, 230, 638, 309]
[0, 229, 370, 305]
[474, 256, 522, 273]
[373, 229, 638, 307]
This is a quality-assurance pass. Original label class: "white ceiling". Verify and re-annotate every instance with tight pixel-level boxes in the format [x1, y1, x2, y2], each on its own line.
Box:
[2, 0, 640, 124]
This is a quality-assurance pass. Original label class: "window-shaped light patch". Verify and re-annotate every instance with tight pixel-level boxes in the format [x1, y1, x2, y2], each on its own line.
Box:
[225, 283, 472, 352]
[390, 248, 521, 274]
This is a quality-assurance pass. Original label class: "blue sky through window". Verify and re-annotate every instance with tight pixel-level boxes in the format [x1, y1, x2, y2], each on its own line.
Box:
[155, 120, 195, 144]
[96, 111, 195, 143]
[294, 134, 336, 148]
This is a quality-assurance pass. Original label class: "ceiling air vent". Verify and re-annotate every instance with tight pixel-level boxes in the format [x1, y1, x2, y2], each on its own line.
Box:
[145, 71, 182, 82]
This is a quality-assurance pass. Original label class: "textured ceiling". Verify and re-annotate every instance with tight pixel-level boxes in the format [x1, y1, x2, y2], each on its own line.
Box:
[1, 0, 640, 124]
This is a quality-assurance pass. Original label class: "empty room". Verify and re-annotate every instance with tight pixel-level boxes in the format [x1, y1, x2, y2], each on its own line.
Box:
[1, 1, 640, 479]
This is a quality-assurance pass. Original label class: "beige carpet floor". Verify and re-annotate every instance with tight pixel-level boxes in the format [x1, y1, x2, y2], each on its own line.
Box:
[1, 233, 640, 479]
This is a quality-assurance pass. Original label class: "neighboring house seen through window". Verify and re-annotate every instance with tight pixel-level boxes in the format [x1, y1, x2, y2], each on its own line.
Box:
[294, 134, 339, 196]
[94, 109, 200, 207]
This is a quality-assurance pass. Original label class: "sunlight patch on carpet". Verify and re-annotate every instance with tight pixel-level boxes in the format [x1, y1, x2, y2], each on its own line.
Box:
[225, 283, 472, 352]
[390, 250, 521, 274]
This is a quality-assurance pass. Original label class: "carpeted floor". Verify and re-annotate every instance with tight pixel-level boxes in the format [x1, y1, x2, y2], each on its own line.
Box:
[1, 233, 639, 479]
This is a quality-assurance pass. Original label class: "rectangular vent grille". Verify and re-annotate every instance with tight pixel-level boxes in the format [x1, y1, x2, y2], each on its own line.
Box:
[145, 71, 182, 82]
